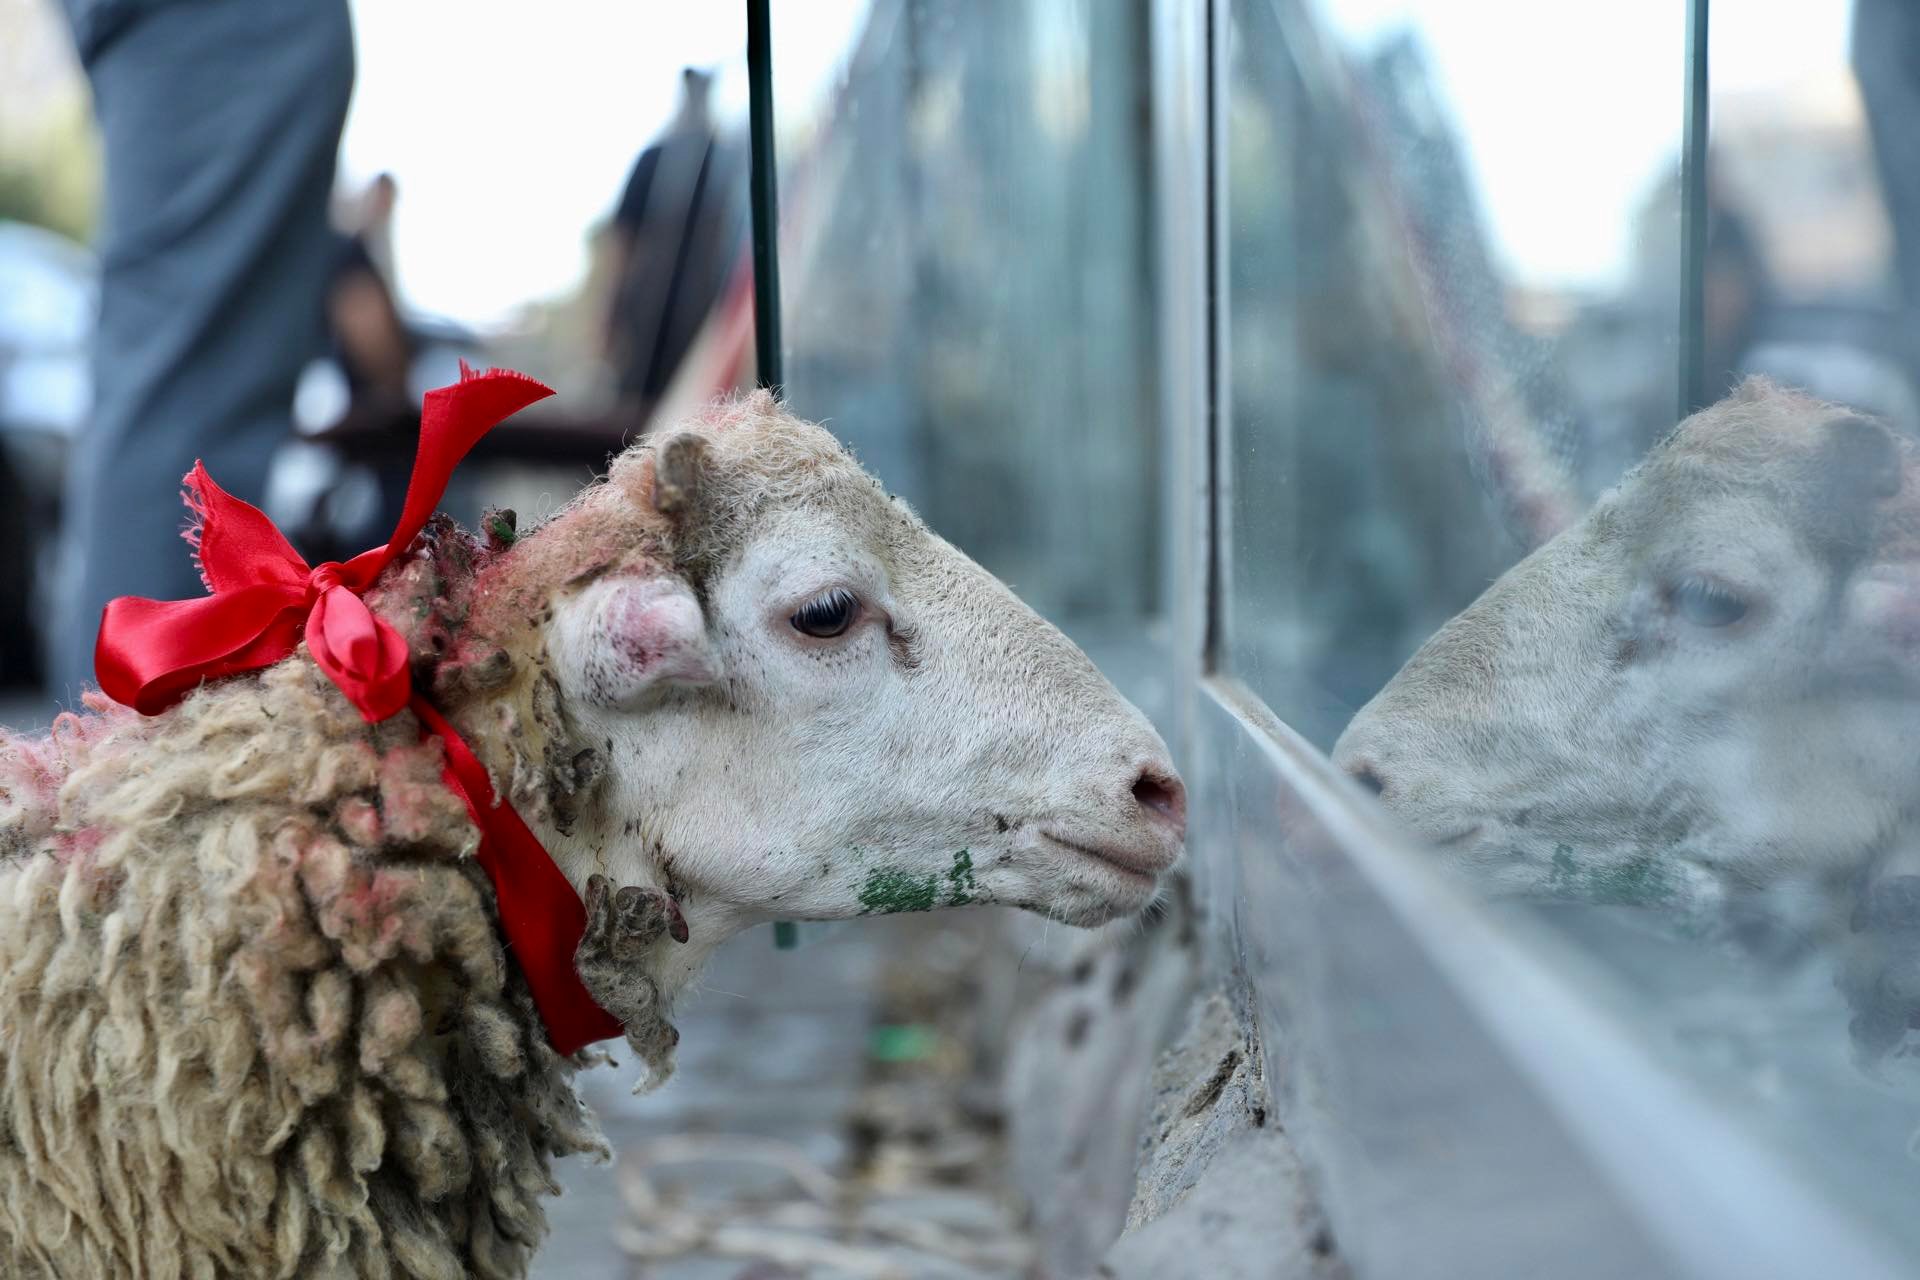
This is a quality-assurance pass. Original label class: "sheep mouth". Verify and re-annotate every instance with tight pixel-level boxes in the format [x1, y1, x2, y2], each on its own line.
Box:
[1038, 831, 1169, 883]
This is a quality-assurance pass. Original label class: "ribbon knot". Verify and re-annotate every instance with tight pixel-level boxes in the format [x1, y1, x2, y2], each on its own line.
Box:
[93, 365, 624, 1056]
[307, 563, 345, 596]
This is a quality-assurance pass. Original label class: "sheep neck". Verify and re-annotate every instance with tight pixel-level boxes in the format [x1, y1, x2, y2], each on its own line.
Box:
[531, 807, 758, 1016]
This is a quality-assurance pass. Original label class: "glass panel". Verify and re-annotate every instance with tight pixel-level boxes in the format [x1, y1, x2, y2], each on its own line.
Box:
[1226, 0, 1920, 1257]
[1225, 0, 1684, 746]
[774, 0, 1164, 651]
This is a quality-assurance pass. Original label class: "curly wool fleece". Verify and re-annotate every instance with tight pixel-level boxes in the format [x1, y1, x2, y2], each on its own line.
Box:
[0, 400, 775, 1278]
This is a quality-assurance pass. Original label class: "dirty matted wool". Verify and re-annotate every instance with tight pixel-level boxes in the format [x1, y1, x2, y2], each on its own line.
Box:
[0, 656, 612, 1279]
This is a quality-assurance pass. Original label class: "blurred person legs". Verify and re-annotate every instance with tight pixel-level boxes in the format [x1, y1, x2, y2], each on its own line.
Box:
[50, 0, 354, 701]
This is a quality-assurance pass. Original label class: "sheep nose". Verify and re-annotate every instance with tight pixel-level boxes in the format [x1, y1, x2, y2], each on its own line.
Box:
[1133, 764, 1187, 834]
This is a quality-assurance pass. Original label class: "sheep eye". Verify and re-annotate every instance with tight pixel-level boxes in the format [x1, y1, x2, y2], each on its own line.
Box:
[790, 589, 860, 639]
[1669, 576, 1749, 628]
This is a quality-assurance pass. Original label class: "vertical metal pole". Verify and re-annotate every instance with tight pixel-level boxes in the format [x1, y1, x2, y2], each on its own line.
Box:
[1679, 0, 1710, 417]
[750, 0, 796, 951]
[1202, 0, 1230, 674]
[1147, 0, 1210, 769]
[747, 0, 784, 397]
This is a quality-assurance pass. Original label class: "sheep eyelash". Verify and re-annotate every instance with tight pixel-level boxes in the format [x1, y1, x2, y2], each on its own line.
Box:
[789, 588, 862, 639]
[1663, 574, 1753, 630]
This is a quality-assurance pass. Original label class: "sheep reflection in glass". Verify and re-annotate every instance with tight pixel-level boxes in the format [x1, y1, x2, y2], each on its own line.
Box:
[1336, 378, 1920, 1060]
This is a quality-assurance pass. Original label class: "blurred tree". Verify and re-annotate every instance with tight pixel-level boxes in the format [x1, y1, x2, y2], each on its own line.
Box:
[0, 102, 101, 241]
[0, 0, 99, 240]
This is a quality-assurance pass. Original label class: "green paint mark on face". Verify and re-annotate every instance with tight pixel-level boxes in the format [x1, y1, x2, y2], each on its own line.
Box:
[1547, 842, 1673, 906]
[1588, 851, 1674, 905]
[858, 867, 940, 915]
[1550, 844, 1578, 883]
[947, 849, 978, 906]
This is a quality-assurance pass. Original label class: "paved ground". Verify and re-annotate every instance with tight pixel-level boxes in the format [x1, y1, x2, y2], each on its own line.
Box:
[541, 914, 1032, 1280]
[536, 921, 883, 1279]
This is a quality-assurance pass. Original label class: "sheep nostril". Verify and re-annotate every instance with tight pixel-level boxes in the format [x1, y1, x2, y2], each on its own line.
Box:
[1349, 763, 1387, 798]
[1133, 767, 1187, 831]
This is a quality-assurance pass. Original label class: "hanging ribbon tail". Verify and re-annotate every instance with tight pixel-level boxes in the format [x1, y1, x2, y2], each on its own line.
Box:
[96, 586, 310, 715]
[307, 586, 412, 722]
[411, 696, 624, 1056]
[352, 366, 555, 581]
[185, 462, 310, 596]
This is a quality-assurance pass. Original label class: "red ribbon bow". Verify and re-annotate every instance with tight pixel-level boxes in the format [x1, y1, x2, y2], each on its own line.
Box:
[96, 365, 622, 1056]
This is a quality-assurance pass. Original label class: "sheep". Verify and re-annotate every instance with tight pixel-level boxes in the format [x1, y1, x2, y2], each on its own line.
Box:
[0, 388, 1186, 1280]
[1334, 379, 1920, 1059]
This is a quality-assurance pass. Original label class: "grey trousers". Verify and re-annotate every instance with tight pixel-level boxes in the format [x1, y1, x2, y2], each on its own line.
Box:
[1856, 0, 1920, 315]
[51, 0, 354, 702]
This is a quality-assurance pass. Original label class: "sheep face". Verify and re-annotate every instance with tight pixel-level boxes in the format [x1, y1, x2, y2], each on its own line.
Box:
[537, 397, 1185, 937]
[1334, 380, 1920, 910]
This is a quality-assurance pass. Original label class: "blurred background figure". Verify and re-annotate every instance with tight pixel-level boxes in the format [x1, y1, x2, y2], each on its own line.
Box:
[1701, 182, 1775, 403]
[351, 170, 398, 287]
[46, 0, 354, 702]
[325, 173, 412, 419]
[1854, 0, 1920, 332]
[602, 67, 749, 421]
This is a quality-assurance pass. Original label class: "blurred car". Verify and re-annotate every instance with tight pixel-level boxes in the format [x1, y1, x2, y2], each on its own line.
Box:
[0, 220, 93, 687]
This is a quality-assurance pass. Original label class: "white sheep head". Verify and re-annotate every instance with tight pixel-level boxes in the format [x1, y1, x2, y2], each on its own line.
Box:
[433, 393, 1185, 983]
[1334, 378, 1920, 913]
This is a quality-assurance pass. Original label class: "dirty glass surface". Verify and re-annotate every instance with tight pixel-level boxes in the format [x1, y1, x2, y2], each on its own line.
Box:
[1223, 0, 1684, 748]
[773, 0, 1165, 647]
[1225, 0, 1920, 1258]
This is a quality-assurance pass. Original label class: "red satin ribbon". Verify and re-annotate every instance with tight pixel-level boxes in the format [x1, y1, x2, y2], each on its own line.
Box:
[95, 365, 623, 1056]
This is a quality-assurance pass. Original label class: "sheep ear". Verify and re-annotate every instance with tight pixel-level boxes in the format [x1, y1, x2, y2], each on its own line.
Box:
[549, 574, 718, 710]
[1797, 415, 1904, 570]
[1818, 415, 1901, 501]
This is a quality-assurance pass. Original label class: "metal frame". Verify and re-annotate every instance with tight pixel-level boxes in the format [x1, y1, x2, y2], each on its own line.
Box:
[747, 0, 784, 396]
[746, 0, 797, 951]
[1150, 0, 1214, 777]
[1200, 0, 1232, 677]
[1679, 0, 1711, 416]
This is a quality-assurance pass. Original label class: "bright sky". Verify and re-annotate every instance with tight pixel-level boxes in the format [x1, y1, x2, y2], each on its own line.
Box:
[338, 0, 870, 330]
[338, 0, 1856, 326]
[1319, 0, 1855, 290]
